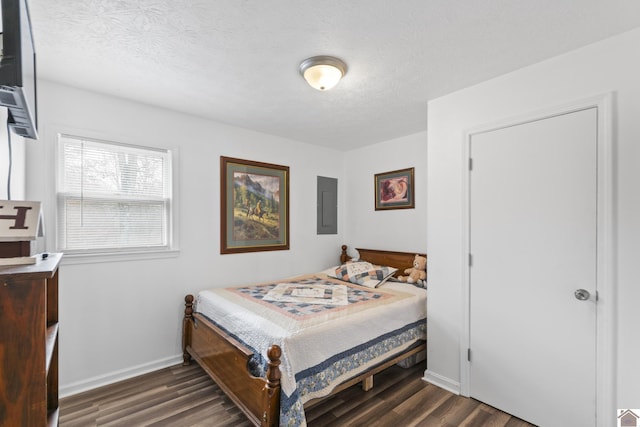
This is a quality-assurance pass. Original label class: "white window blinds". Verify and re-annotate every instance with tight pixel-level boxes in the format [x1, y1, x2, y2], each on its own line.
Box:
[57, 135, 172, 253]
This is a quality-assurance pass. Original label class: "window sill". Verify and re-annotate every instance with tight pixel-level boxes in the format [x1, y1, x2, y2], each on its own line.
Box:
[59, 248, 180, 265]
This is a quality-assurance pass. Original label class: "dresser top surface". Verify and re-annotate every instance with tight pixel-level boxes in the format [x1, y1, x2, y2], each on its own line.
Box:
[0, 253, 63, 279]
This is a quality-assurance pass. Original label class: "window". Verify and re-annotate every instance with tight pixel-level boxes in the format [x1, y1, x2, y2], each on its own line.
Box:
[56, 134, 173, 255]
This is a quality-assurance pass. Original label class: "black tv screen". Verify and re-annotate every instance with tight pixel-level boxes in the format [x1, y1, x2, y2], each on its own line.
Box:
[0, 0, 38, 140]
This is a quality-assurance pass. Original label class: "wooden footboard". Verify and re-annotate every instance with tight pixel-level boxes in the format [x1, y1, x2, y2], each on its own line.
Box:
[182, 295, 280, 427]
[183, 245, 427, 426]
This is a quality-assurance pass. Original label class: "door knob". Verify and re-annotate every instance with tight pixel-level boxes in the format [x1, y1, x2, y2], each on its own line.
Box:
[574, 289, 590, 301]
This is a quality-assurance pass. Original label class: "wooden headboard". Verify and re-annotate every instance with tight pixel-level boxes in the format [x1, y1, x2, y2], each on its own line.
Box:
[340, 245, 427, 278]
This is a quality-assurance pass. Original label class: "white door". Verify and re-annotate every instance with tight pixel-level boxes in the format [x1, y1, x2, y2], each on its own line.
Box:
[469, 108, 597, 426]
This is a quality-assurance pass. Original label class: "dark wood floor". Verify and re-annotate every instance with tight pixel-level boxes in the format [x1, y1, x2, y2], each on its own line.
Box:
[60, 362, 535, 427]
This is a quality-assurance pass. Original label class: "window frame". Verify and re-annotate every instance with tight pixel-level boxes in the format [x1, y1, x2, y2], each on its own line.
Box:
[54, 133, 179, 263]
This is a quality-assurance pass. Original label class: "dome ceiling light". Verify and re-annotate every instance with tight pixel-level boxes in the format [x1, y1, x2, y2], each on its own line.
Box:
[299, 56, 347, 91]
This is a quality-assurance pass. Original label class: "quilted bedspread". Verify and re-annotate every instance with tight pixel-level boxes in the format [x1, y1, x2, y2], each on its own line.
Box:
[195, 273, 427, 427]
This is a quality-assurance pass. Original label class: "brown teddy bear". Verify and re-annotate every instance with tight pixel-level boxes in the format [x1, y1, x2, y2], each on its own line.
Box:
[398, 254, 427, 287]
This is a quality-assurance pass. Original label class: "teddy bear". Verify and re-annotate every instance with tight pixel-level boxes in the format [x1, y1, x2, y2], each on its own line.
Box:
[398, 254, 427, 287]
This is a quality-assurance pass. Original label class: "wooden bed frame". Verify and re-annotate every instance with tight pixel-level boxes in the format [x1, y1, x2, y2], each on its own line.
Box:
[182, 245, 427, 426]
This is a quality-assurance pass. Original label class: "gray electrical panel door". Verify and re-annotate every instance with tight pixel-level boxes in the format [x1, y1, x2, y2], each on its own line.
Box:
[317, 176, 337, 234]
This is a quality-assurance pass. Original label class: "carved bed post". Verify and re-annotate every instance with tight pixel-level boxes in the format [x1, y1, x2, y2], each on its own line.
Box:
[340, 244, 351, 264]
[182, 294, 194, 366]
[262, 344, 282, 427]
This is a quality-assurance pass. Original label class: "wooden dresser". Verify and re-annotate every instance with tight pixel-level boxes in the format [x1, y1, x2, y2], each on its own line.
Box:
[0, 253, 62, 427]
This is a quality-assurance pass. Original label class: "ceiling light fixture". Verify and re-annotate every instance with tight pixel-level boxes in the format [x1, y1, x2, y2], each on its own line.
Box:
[299, 56, 347, 91]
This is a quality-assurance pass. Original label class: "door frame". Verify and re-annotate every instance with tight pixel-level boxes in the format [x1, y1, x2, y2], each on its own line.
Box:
[459, 93, 615, 427]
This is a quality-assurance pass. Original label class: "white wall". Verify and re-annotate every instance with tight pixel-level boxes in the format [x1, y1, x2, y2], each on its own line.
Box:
[0, 108, 27, 200]
[343, 132, 428, 257]
[26, 81, 347, 396]
[426, 28, 640, 408]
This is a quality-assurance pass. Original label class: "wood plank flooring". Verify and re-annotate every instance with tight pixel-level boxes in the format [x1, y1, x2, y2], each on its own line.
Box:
[60, 362, 535, 427]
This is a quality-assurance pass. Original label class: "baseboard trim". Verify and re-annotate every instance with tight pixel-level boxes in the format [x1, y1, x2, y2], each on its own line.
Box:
[423, 369, 461, 395]
[60, 354, 184, 398]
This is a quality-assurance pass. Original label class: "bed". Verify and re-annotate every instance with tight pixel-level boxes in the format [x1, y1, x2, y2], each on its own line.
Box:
[182, 245, 427, 426]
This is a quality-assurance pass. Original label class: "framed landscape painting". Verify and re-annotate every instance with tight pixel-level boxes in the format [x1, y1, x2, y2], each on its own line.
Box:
[374, 167, 415, 210]
[220, 156, 290, 254]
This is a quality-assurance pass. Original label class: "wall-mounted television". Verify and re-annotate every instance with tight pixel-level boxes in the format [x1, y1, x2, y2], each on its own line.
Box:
[0, 0, 37, 140]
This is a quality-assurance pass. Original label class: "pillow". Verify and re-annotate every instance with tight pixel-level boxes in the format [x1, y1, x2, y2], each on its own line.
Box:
[318, 258, 361, 277]
[318, 258, 362, 277]
[319, 266, 340, 278]
[333, 261, 397, 288]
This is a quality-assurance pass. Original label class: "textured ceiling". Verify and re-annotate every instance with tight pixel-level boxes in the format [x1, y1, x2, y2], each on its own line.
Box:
[28, 1, 640, 150]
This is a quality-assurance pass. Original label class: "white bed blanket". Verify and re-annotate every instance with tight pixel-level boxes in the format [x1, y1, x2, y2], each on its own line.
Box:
[195, 273, 426, 426]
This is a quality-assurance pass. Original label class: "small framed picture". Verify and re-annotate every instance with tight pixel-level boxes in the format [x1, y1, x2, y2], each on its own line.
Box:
[374, 167, 415, 210]
[220, 156, 290, 254]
